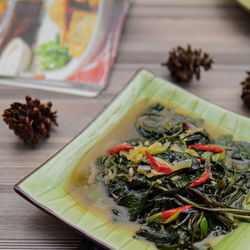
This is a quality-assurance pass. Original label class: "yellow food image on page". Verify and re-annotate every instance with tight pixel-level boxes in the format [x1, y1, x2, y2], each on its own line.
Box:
[47, 0, 98, 57]
[67, 12, 97, 57]
[88, 0, 99, 8]
[0, 1, 8, 21]
[75, 0, 99, 7]
[47, 0, 69, 44]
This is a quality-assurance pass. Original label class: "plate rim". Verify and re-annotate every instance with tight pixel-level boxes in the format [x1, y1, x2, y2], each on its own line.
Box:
[14, 68, 250, 250]
[14, 185, 113, 250]
[14, 68, 149, 250]
[237, 0, 250, 12]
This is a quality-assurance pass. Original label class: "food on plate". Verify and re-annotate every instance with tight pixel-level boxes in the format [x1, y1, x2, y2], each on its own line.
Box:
[36, 34, 72, 71]
[47, 0, 98, 57]
[96, 103, 250, 249]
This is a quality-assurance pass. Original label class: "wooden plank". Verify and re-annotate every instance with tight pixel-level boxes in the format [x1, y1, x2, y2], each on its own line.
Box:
[1, 0, 250, 249]
[130, 3, 249, 19]
[0, 239, 81, 249]
[134, 0, 236, 7]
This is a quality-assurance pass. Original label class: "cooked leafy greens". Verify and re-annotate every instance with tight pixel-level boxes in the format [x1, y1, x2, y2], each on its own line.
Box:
[96, 103, 250, 249]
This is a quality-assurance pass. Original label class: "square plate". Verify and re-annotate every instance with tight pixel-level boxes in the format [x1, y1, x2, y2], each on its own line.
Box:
[15, 69, 250, 250]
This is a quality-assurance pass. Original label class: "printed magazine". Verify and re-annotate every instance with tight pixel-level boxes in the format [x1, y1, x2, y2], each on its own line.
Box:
[0, 0, 129, 96]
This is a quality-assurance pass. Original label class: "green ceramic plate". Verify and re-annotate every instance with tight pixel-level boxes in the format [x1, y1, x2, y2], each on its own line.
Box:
[15, 69, 250, 250]
[237, 0, 250, 12]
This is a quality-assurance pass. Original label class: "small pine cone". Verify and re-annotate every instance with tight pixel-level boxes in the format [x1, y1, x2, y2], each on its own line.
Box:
[162, 44, 213, 82]
[241, 71, 250, 107]
[2, 96, 58, 143]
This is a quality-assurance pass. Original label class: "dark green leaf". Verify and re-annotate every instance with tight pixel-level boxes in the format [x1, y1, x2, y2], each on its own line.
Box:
[120, 190, 146, 221]
[135, 227, 179, 249]
[184, 130, 212, 145]
[216, 135, 250, 161]
[106, 178, 129, 200]
[136, 104, 202, 140]
[215, 135, 234, 146]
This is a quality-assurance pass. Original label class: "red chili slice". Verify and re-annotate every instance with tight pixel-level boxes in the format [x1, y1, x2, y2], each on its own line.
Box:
[196, 158, 201, 163]
[190, 172, 210, 187]
[145, 151, 172, 174]
[162, 205, 193, 222]
[188, 145, 225, 153]
[108, 145, 134, 155]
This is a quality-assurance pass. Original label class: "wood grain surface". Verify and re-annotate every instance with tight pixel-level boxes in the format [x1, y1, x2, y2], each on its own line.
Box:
[1, 0, 250, 249]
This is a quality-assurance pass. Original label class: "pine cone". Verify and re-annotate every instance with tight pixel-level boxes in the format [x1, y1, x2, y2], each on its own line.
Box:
[162, 44, 213, 82]
[241, 71, 250, 107]
[2, 96, 57, 143]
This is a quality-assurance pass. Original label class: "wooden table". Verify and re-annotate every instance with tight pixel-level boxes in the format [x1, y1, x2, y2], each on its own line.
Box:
[1, 0, 250, 249]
